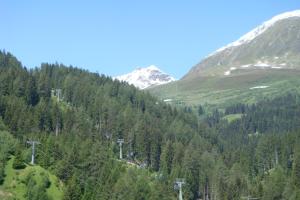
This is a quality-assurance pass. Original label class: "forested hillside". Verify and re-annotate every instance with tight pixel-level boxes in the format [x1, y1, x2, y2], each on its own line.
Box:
[0, 51, 300, 200]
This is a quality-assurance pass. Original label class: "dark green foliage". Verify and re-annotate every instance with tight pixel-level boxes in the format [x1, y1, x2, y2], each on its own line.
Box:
[197, 105, 205, 116]
[160, 141, 174, 175]
[0, 117, 8, 131]
[0, 162, 4, 184]
[263, 167, 286, 200]
[25, 171, 50, 200]
[12, 147, 26, 169]
[1, 50, 300, 199]
[112, 168, 169, 200]
[40, 172, 51, 188]
[293, 149, 300, 187]
[0, 130, 17, 184]
[63, 175, 81, 200]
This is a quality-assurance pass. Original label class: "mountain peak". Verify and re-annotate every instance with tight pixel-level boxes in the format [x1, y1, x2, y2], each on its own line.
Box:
[145, 65, 160, 71]
[184, 9, 300, 79]
[210, 10, 300, 56]
[115, 65, 175, 89]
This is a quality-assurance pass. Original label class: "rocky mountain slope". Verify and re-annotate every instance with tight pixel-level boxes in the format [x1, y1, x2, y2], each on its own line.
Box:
[150, 10, 300, 108]
[184, 10, 300, 79]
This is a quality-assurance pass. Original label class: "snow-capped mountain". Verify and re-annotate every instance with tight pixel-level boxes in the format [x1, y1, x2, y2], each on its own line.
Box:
[211, 10, 300, 56]
[115, 65, 175, 89]
[184, 9, 300, 79]
[152, 10, 300, 107]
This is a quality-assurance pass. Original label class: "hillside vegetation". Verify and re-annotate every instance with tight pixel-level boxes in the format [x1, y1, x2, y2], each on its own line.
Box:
[1, 51, 300, 199]
[150, 69, 300, 109]
[0, 155, 63, 200]
[150, 17, 300, 109]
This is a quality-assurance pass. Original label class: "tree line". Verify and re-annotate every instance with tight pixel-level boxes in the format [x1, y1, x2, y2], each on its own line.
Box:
[0, 50, 300, 199]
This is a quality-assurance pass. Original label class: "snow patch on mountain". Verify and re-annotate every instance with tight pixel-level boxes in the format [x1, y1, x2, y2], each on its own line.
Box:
[254, 62, 270, 68]
[241, 64, 251, 68]
[223, 61, 286, 76]
[210, 10, 300, 56]
[250, 86, 270, 90]
[163, 99, 173, 102]
[224, 67, 237, 76]
[115, 65, 175, 89]
[224, 70, 231, 76]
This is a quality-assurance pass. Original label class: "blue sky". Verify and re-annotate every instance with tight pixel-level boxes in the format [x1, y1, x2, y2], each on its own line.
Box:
[1, 1, 299, 78]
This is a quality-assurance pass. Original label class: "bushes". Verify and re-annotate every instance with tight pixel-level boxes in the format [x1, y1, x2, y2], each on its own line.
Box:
[0, 162, 4, 184]
[26, 177, 49, 200]
[25, 171, 50, 200]
[0, 130, 18, 184]
[0, 130, 17, 156]
[12, 148, 25, 169]
[40, 172, 51, 189]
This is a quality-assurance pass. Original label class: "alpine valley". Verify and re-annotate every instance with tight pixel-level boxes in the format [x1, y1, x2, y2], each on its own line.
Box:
[150, 10, 300, 109]
[2, 8, 300, 200]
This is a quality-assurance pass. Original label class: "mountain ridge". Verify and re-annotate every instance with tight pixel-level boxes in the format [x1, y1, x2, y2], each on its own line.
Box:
[184, 10, 300, 79]
[209, 9, 300, 57]
[150, 10, 300, 107]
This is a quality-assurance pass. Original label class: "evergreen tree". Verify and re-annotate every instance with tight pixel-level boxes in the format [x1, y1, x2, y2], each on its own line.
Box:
[13, 146, 25, 169]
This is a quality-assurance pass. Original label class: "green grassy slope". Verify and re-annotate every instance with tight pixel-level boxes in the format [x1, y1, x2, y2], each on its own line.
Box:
[149, 69, 300, 109]
[150, 17, 300, 110]
[222, 114, 243, 123]
[0, 157, 63, 200]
